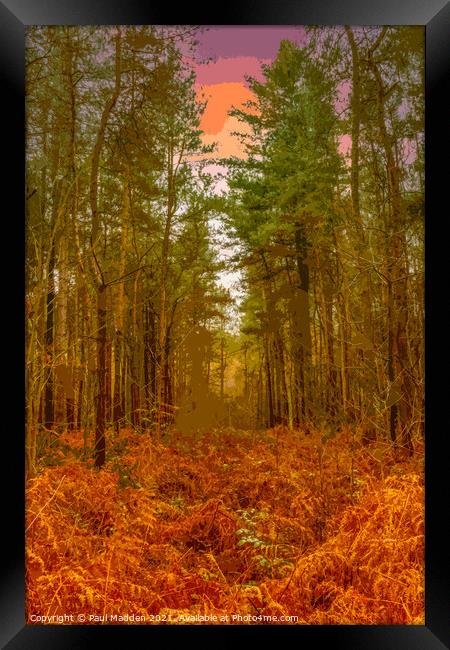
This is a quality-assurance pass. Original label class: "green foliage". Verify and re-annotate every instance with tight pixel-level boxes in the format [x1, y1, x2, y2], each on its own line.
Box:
[109, 458, 140, 489]
[170, 495, 186, 510]
[235, 508, 295, 578]
[235, 507, 270, 548]
[226, 38, 342, 250]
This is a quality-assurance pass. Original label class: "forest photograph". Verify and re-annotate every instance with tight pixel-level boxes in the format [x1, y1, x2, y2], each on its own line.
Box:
[25, 25, 424, 625]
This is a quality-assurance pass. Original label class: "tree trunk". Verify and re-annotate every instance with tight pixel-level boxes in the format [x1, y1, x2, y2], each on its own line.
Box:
[369, 39, 412, 452]
[114, 169, 130, 430]
[156, 140, 175, 441]
[293, 221, 311, 423]
[345, 26, 363, 235]
[44, 241, 55, 429]
[264, 343, 275, 428]
[90, 30, 122, 467]
[220, 335, 225, 402]
[94, 284, 107, 468]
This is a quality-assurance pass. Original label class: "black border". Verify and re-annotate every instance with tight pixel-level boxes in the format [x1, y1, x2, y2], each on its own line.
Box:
[3, 1, 449, 647]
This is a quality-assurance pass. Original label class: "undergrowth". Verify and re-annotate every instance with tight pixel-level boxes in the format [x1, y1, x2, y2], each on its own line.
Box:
[26, 426, 424, 624]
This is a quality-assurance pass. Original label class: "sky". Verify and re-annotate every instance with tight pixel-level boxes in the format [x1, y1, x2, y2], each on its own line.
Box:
[186, 27, 419, 313]
[193, 27, 308, 160]
[188, 27, 309, 307]
[190, 26, 352, 173]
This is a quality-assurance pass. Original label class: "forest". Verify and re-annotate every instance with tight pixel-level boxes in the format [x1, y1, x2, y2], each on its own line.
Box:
[25, 25, 424, 625]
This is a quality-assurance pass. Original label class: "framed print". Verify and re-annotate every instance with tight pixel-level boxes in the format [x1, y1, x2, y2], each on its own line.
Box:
[2, 0, 449, 647]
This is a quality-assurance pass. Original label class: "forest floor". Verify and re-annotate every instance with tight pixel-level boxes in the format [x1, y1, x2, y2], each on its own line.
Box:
[26, 426, 424, 625]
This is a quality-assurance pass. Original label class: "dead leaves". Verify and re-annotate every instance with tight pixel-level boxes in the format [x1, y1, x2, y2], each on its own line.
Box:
[26, 427, 424, 624]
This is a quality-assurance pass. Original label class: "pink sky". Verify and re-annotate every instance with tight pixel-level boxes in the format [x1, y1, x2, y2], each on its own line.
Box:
[192, 27, 309, 160]
[192, 27, 352, 161]
[189, 28, 350, 295]
[195, 56, 271, 87]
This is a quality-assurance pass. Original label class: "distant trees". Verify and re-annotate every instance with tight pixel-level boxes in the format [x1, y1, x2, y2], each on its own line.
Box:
[25, 26, 229, 477]
[226, 27, 424, 447]
[25, 26, 424, 478]
[226, 37, 344, 428]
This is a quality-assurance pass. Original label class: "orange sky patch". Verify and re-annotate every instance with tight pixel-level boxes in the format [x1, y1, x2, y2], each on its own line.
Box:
[194, 82, 351, 163]
[197, 82, 256, 135]
[201, 115, 253, 160]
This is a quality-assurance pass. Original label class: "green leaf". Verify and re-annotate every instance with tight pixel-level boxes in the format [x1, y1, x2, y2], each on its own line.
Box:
[235, 528, 248, 536]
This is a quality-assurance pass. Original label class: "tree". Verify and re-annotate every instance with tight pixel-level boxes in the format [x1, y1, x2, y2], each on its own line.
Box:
[226, 38, 341, 427]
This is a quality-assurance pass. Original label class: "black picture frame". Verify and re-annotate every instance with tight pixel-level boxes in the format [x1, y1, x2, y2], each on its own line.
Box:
[3, 0, 449, 647]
